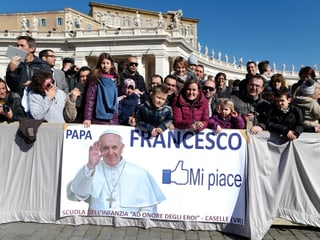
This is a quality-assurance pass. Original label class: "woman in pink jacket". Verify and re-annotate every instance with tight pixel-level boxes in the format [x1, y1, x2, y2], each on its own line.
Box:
[173, 78, 209, 132]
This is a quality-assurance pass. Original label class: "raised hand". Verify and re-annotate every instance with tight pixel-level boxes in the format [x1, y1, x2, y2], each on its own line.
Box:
[87, 140, 101, 169]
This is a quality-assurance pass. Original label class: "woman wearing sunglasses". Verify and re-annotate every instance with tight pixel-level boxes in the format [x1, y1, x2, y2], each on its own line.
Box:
[28, 70, 67, 122]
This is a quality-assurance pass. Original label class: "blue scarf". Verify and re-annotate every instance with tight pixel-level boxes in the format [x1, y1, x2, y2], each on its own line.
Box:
[95, 76, 118, 120]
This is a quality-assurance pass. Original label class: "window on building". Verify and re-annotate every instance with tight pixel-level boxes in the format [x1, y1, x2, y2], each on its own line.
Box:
[114, 16, 120, 27]
[124, 17, 130, 27]
[180, 26, 186, 36]
[56, 17, 63, 26]
[39, 18, 46, 27]
[26, 19, 30, 28]
[106, 15, 112, 26]
[188, 28, 194, 36]
[86, 23, 92, 30]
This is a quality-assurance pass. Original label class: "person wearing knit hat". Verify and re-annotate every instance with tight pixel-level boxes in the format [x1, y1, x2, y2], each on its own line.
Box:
[298, 79, 315, 96]
[292, 78, 320, 131]
[117, 78, 139, 125]
[187, 54, 198, 71]
[121, 78, 135, 95]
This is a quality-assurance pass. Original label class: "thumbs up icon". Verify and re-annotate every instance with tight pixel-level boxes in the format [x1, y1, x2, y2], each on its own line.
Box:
[162, 160, 189, 185]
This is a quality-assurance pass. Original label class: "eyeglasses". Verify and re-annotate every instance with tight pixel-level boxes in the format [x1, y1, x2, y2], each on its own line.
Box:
[202, 86, 215, 92]
[129, 62, 138, 67]
[47, 55, 56, 58]
[46, 79, 55, 89]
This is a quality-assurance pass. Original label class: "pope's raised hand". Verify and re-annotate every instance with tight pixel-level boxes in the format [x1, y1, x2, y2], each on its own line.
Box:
[87, 140, 101, 169]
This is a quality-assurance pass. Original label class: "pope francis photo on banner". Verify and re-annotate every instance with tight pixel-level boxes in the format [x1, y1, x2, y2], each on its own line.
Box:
[67, 129, 166, 215]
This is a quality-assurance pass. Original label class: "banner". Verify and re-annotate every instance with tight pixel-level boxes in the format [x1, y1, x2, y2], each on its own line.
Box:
[60, 125, 247, 225]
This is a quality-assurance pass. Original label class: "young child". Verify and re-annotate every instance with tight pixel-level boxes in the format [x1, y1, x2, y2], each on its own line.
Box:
[83, 53, 118, 127]
[266, 88, 304, 140]
[208, 99, 245, 133]
[117, 78, 139, 126]
[130, 84, 173, 137]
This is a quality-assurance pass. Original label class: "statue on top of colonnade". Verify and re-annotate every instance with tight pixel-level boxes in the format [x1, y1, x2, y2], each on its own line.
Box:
[21, 16, 28, 31]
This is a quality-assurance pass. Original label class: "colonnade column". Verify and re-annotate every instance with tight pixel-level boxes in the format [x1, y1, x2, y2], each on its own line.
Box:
[136, 55, 145, 80]
[155, 55, 170, 79]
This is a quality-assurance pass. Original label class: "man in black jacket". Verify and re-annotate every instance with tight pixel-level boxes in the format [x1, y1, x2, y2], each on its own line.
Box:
[6, 36, 50, 98]
[119, 56, 146, 97]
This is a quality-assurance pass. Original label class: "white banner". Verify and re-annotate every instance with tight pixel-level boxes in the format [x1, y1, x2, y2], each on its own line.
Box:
[60, 125, 246, 225]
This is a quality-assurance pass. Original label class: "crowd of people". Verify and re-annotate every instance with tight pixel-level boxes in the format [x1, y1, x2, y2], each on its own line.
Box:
[2, 35, 320, 140]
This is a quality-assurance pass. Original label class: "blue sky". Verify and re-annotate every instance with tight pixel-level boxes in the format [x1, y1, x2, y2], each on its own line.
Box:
[2, 0, 320, 72]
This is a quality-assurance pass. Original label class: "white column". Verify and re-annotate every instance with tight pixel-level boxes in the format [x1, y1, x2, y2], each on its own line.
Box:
[136, 55, 145, 80]
[155, 55, 170, 78]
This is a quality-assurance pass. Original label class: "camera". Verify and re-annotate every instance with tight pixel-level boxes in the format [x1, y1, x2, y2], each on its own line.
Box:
[3, 105, 10, 113]
[75, 82, 85, 108]
[76, 96, 82, 108]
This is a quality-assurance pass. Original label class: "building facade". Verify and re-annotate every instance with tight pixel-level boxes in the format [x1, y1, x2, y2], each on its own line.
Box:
[0, 2, 302, 87]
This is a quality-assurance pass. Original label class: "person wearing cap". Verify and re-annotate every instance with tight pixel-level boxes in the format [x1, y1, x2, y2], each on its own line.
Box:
[62, 57, 78, 92]
[187, 54, 198, 72]
[292, 78, 320, 132]
[291, 66, 316, 96]
[67, 129, 166, 214]
[117, 78, 139, 126]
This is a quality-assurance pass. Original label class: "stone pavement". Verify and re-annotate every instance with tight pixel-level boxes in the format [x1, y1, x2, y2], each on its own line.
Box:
[0, 222, 320, 240]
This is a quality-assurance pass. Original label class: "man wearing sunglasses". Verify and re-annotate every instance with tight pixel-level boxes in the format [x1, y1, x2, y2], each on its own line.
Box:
[120, 56, 146, 97]
[202, 79, 218, 117]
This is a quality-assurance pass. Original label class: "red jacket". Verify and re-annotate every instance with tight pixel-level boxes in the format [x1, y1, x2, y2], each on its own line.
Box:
[173, 91, 209, 131]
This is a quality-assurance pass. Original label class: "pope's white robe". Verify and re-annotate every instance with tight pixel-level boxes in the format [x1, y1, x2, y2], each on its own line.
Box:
[67, 159, 166, 215]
